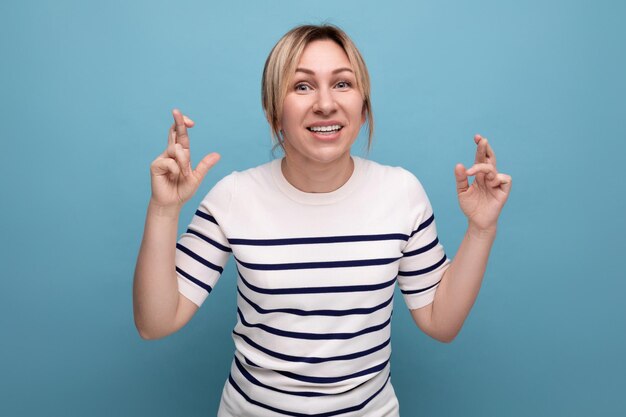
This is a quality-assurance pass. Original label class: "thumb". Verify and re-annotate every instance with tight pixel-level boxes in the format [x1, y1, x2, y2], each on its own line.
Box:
[193, 153, 221, 181]
[454, 163, 469, 194]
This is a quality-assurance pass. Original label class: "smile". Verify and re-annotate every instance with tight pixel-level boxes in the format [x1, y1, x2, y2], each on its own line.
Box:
[307, 125, 343, 134]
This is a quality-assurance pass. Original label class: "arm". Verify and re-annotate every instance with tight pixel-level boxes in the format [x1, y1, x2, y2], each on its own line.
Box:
[133, 201, 199, 340]
[133, 109, 220, 340]
[411, 226, 495, 342]
[411, 134, 512, 342]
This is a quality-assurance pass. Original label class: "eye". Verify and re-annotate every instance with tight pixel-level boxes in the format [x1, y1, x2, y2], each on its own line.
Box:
[335, 81, 351, 89]
[295, 83, 311, 92]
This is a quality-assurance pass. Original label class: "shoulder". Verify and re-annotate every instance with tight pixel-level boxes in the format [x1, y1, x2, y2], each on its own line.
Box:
[358, 157, 425, 193]
[230, 159, 275, 188]
[201, 159, 277, 205]
[197, 160, 275, 224]
[358, 158, 432, 214]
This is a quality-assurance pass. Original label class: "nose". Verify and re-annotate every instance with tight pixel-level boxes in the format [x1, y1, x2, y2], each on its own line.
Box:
[313, 87, 337, 115]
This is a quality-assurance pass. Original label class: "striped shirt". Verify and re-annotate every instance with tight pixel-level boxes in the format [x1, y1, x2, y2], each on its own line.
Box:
[176, 156, 450, 416]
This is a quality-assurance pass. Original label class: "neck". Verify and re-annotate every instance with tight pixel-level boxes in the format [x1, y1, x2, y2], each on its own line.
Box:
[281, 154, 354, 193]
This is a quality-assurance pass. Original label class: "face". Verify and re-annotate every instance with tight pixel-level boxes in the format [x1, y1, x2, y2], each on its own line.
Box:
[279, 39, 366, 166]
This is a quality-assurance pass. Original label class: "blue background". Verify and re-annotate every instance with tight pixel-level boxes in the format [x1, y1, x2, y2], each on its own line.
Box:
[2, 0, 625, 416]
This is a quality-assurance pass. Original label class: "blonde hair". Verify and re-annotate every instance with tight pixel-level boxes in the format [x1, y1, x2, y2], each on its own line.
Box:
[262, 24, 374, 150]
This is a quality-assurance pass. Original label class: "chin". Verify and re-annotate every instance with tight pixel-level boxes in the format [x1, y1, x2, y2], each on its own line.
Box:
[301, 146, 352, 165]
[283, 132, 356, 165]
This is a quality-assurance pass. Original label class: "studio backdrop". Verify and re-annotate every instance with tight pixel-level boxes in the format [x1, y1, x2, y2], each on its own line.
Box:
[1, 0, 624, 416]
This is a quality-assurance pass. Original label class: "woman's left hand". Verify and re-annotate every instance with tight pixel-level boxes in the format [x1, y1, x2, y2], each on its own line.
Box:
[454, 134, 512, 232]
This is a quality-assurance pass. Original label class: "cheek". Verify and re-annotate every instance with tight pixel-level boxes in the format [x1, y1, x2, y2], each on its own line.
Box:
[280, 97, 304, 130]
[346, 96, 366, 124]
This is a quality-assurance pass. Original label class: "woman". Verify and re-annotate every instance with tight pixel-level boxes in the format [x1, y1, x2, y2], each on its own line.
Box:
[134, 24, 511, 417]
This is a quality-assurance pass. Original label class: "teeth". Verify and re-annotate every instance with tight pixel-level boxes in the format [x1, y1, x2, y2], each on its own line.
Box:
[309, 125, 342, 132]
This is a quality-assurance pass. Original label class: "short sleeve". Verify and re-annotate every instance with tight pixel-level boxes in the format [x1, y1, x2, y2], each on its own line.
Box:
[397, 172, 450, 310]
[175, 175, 235, 307]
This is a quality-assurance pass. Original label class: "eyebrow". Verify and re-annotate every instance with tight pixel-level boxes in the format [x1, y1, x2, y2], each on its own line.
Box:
[295, 67, 354, 75]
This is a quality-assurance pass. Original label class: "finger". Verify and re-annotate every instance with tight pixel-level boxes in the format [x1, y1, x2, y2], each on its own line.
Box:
[454, 163, 470, 194]
[166, 142, 190, 176]
[183, 115, 195, 127]
[499, 174, 512, 195]
[496, 173, 511, 185]
[194, 153, 221, 181]
[489, 174, 512, 202]
[474, 135, 488, 164]
[151, 156, 181, 177]
[466, 163, 498, 179]
[165, 142, 177, 159]
[174, 143, 191, 176]
[474, 134, 497, 167]
[168, 115, 195, 147]
[168, 122, 176, 146]
[485, 140, 497, 167]
[172, 109, 191, 149]
[486, 172, 507, 189]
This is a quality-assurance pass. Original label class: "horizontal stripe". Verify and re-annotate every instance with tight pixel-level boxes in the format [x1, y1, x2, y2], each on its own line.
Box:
[403, 237, 439, 257]
[176, 266, 212, 293]
[238, 270, 396, 295]
[400, 278, 442, 295]
[186, 229, 231, 252]
[233, 330, 391, 364]
[228, 233, 409, 246]
[398, 254, 447, 277]
[245, 356, 390, 385]
[176, 243, 223, 273]
[409, 213, 435, 238]
[194, 209, 218, 225]
[238, 287, 394, 316]
[235, 256, 401, 271]
[237, 308, 391, 340]
[228, 372, 390, 417]
[234, 356, 328, 397]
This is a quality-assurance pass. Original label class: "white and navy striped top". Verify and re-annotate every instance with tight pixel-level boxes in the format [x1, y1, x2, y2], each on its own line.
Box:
[175, 157, 450, 417]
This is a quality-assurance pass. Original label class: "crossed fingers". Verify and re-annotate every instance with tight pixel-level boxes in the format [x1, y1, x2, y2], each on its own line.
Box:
[168, 109, 194, 147]
[466, 163, 511, 190]
[456, 134, 511, 197]
[164, 109, 194, 176]
[474, 134, 497, 168]
[472, 134, 510, 186]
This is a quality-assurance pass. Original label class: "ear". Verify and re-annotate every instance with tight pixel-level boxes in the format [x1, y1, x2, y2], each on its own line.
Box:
[361, 103, 367, 125]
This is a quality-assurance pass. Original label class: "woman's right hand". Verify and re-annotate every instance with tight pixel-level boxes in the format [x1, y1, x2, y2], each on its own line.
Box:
[149, 109, 221, 209]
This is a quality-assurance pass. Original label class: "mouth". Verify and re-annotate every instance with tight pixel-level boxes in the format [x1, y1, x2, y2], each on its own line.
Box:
[306, 124, 344, 135]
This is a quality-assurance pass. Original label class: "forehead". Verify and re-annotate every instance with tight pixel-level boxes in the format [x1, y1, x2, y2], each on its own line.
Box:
[297, 39, 352, 71]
